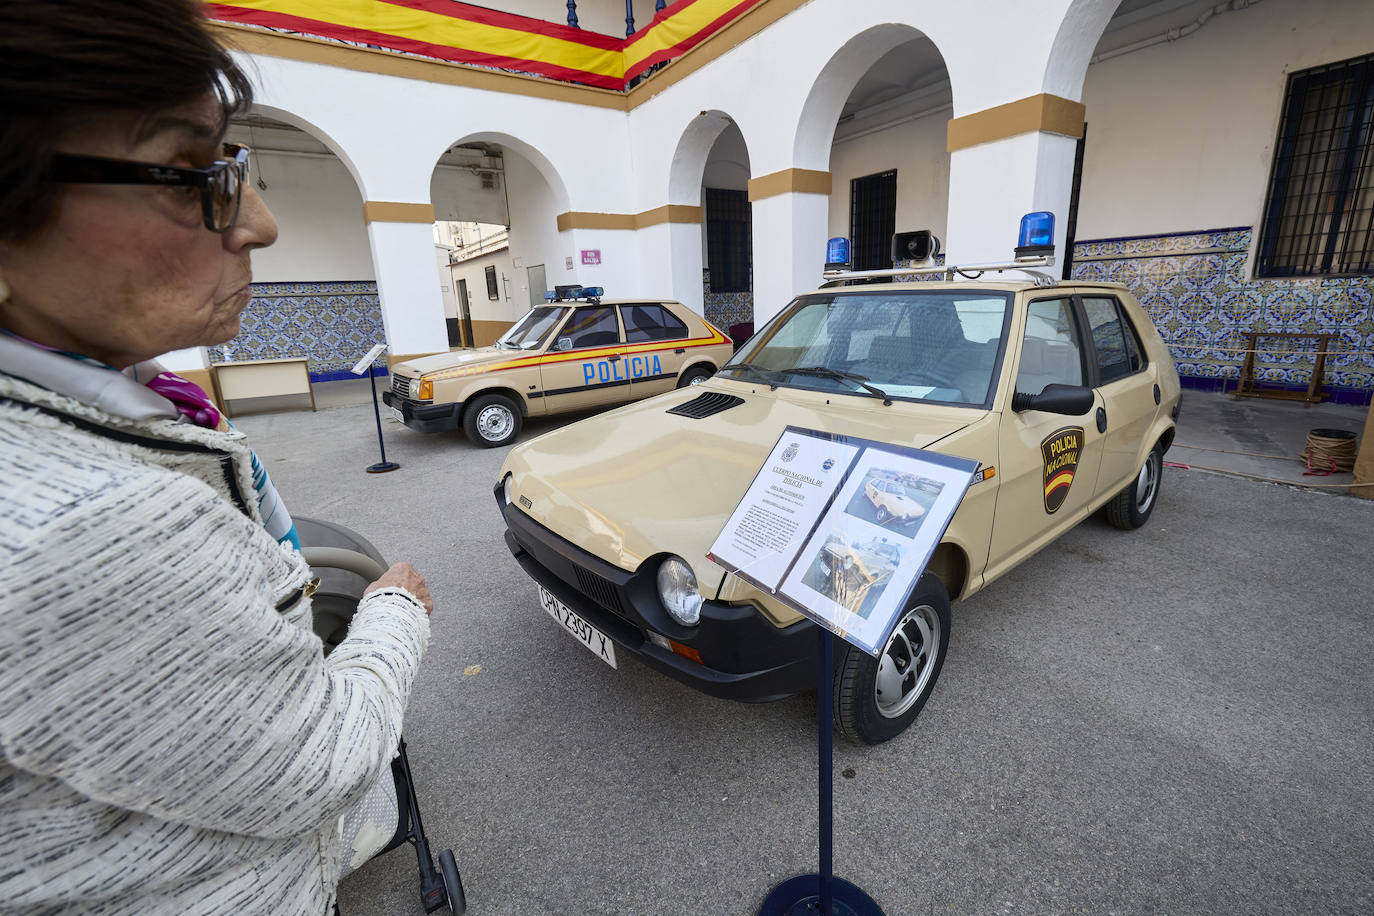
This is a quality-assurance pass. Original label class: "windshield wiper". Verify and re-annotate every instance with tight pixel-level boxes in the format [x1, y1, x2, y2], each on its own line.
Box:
[722, 362, 778, 389]
[785, 366, 892, 405]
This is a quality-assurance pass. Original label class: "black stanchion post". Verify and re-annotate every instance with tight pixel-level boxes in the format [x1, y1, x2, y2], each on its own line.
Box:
[757, 629, 881, 916]
[365, 362, 400, 474]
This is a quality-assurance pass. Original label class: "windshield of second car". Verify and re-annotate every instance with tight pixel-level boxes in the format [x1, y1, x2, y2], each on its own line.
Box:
[496, 306, 568, 349]
[725, 291, 1011, 406]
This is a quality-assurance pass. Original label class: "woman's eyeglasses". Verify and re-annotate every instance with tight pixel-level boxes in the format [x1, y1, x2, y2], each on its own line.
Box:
[51, 143, 251, 233]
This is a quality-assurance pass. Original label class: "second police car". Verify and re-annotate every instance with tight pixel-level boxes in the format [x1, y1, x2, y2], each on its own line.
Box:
[383, 287, 733, 447]
[496, 214, 1182, 744]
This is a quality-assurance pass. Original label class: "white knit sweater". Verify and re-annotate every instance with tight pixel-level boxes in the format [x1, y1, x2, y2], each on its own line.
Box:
[0, 367, 430, 915]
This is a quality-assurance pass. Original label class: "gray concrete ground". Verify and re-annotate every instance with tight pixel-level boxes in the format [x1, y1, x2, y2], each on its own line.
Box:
[233, 382, 1374, 915]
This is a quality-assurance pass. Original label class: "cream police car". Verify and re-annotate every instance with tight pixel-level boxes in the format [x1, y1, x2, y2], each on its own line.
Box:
[496, 216, 1181, 744]
[383, 287, 733, 447]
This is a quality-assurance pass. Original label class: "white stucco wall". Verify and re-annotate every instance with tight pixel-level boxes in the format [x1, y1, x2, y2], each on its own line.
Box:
[1076, 0, 1374, 241]
[249, 153, 374, 282]
[450, 247, 511, 324]
[826, 109, 951, 246]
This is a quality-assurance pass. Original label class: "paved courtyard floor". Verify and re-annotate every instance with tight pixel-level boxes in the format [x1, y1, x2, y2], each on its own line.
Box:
[234, 384, 1374, 915]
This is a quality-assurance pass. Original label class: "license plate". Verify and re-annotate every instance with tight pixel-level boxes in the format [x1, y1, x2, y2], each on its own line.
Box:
[539, 585, 617, 668]
[389, 405, 404, 423]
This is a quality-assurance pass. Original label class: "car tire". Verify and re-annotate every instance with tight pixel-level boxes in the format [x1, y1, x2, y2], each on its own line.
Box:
[834, 573, 951, 745]
[463, 393, 522, 448]
[1103, 442, 1163, 530]
[677, 365, 714, 388]
[874, 505, 890, 524]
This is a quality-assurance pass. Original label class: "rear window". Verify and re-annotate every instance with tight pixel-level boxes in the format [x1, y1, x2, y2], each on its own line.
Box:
[622, 304, 689, 343]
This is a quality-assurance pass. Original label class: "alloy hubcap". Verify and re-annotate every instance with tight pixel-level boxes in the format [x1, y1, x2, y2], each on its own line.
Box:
[874, 604, 940, 718]
[688, 374, 707, 385]
[1135, 452, 1160, 513]
[478, 405, 513, 441]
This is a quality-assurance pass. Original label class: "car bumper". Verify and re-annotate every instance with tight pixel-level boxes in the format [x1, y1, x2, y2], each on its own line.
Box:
[497, 487, 818, 703]
[382, 390, 463, 433]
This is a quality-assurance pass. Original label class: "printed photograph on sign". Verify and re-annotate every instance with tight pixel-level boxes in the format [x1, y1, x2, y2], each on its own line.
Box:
[778, 444, 976, 655]
[800, 533, 903, 620]
[843, 467, 944, 536]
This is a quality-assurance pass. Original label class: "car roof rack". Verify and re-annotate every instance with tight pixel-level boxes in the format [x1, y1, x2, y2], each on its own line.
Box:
[821, 256, 1058, 289]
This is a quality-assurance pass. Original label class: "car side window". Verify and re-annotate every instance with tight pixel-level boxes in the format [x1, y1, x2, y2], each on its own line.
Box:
[1083, 296, 1144, 384]
[622, 304, 689, 343]
[561, 306, 621, 349]
[1017, 298, 1086, 394]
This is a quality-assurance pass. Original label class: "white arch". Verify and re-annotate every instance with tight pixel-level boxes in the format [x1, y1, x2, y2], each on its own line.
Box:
[1044, 0, 1127, 100]
[791, 24, 951, 173]
[247, 104, 368, 200]
[667, 110, 738, 205]
[427, 131, 572, 215]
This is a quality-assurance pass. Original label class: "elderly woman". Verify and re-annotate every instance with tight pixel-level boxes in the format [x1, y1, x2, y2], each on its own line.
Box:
[0, 2, 434, 913]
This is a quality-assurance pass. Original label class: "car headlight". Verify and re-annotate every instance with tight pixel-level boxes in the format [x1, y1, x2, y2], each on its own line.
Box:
[657, 556, 702, 626]
[502, 473, 514, 506]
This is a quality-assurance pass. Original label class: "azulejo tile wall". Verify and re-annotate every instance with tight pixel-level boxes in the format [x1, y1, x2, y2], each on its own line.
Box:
[1070, 228, 1373, 397]
[703, 269, 754, 331]
[217, 281, 387, 380]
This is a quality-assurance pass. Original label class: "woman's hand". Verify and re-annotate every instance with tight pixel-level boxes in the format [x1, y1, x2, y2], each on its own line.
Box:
[364, 562, 434, 615]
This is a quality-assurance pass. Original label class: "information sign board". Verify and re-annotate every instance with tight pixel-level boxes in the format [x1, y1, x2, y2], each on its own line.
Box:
[708, 427, 977, 656]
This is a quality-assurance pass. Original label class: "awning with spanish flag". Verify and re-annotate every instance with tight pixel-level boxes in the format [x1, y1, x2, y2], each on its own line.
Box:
[206, 0, 767, 90]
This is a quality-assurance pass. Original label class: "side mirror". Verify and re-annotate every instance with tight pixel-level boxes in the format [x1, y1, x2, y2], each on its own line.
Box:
[555, 337, 574, 352]
[1011, 383, 1094, 415]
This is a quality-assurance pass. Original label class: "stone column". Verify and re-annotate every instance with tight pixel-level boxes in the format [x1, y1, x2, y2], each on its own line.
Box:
[748, 170, 832, 325]
[363, 201, 450, 362]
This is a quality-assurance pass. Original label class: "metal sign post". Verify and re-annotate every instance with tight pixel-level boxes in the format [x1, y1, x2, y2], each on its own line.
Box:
[757, 628, 881, 916]
[351, 344, 399, 474]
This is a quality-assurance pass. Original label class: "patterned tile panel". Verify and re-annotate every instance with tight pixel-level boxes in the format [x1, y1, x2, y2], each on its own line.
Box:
[1070, 228, 1373, 395]
[703, 268, 754, 332]
[216, 281, 386, 379]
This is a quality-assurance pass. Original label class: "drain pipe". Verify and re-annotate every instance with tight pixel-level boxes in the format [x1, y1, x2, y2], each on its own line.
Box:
[1092, 0, 1263, 64]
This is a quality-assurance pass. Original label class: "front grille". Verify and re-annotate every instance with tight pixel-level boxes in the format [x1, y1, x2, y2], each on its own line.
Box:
[574, 567, 626, 618]
[667, 391, 745, 419]
[391, 375, 414, 399]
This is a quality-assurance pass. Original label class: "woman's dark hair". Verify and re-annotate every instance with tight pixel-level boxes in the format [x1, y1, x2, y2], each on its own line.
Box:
[0, 0, 254, 242]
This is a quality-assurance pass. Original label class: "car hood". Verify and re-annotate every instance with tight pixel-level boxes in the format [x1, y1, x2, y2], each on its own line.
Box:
[502, 378, 984, 594]
[397, 346, 530, 376]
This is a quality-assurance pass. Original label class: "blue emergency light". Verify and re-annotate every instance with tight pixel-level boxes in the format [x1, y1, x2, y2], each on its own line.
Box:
[825, 237, 850, 270]
[1015, 211, 1055, 260]
[545, 285, 605, 302]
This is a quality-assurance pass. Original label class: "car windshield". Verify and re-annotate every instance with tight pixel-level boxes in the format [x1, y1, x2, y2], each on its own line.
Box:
[724, 290, 1012, 406]
[496, 306, 568, 350]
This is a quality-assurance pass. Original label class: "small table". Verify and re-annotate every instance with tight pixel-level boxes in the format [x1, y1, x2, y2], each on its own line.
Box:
[1234, 332, 1336, 408]
[212, 358, 316, 418]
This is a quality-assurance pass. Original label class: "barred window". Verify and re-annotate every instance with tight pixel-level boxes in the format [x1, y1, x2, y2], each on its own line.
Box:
[850, 170, 897, 271]
[705, 188, 751, 292]
[1257, 54, 1374, 277]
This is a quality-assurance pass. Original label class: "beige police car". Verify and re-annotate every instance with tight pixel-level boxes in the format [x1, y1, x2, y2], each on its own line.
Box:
[495, 232, 1181, 745]
[383, 287, 733, 447]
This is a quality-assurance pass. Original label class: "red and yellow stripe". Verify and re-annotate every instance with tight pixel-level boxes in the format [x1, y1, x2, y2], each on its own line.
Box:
[1044, 470, 1074, 498]
[425, 327, 730, 382]
[207, 0, 765, 90]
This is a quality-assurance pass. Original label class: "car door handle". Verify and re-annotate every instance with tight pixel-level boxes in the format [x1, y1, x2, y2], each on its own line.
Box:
[674, 348, 686, 355]
[1096, 407, 1107, 433]
[607, 354, 621, 362]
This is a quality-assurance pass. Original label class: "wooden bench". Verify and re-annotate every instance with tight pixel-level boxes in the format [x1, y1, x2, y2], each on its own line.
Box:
[211, 358, 316, 418]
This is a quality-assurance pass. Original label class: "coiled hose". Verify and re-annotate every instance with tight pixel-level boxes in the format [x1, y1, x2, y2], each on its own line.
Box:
[1302, 428, 1358, 475]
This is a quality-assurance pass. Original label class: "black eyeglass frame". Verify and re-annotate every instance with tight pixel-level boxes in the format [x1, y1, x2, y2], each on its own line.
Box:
[50, 143, 251, 234]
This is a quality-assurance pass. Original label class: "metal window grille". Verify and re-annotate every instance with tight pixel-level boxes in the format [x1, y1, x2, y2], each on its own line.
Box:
[1258, 54, 1374, 277]
[705, 187, 751, 292]
[849, 170, 897, 271]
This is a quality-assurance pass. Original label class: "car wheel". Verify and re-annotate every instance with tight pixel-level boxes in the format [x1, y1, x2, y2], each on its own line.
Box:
[677, 366, 714, 388]
[874, 505, 890, 523]
[463, 393, 522, 448]
[834, 573, 951, 745]
[1104, 442, 1163, 530]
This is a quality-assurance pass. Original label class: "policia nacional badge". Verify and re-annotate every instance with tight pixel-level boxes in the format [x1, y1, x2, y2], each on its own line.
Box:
[1041, 426, 1083, 513]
